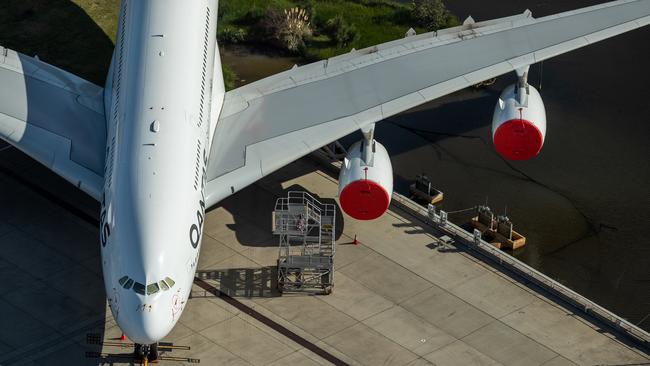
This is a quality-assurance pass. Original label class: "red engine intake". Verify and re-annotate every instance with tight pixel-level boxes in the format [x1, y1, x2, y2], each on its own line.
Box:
[492, 84, 547, 160]
[338, 140, 393, 221]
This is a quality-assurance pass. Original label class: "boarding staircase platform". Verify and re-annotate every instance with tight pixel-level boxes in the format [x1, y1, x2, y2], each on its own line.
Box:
[273, 191, 336, 294]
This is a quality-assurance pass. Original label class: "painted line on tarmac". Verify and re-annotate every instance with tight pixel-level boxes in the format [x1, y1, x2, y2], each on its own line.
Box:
[193, 277, 350, 366]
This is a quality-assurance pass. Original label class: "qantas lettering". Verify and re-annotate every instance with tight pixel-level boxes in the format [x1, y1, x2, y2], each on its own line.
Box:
[100, 193, 111, 247]
[189, 148, 208, 249]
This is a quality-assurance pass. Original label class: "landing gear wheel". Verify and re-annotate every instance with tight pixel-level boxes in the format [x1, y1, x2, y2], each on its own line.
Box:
[134, 343, 145, 360]
[148, 342, 159, 361]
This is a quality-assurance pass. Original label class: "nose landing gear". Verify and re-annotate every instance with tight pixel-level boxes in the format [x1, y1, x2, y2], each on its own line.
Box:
[85, 333, 199, 364]
[134, 342, 159, 364]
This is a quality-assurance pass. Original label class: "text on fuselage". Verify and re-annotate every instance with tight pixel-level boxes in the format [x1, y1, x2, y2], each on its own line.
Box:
[189, 147, 208, 249]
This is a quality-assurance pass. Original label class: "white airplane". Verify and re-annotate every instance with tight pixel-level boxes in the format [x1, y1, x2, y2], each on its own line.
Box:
[0, 0, 648, 361]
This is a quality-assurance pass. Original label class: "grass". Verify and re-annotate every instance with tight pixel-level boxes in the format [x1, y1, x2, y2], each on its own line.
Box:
[72, 0, 120, 44]
[0, 0, 119, 85]
[306, 0, 420, 59]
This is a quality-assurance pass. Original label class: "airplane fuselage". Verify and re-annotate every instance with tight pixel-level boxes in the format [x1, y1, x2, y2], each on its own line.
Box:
[100, 0, 224, 343]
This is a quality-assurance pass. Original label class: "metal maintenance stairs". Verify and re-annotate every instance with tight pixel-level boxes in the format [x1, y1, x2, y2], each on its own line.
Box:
[273, 191, 336, 294]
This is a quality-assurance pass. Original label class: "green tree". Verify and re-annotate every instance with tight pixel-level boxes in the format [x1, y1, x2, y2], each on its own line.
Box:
[412, 0, 455, 31]
[218, 26, 247, 44]
[324, 15, 360, 48]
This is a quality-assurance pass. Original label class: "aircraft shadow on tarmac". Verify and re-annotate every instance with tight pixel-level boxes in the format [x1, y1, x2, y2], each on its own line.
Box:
[204, 162, 345, 299]
[0, 147, 109, 364]
[215, 162, 346, 248]
[0, 2, 114, 364]
[0, 0, 116, 85]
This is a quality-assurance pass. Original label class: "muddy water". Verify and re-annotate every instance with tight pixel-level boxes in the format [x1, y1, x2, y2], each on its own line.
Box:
[220, 0, 650, 330]
[220, 45, 299, 87]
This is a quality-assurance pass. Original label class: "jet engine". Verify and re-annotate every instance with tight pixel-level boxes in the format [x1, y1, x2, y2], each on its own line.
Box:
[492, 79, 547, 161]
[338, 138, 393, 221]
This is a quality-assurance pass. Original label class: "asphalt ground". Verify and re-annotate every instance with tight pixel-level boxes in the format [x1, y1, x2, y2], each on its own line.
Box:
[0, 142, 648, 365]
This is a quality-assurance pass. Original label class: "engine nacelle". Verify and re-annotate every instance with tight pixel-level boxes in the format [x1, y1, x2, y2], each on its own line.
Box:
[492, 84, 547, 160]
[338, 140, 393, 221]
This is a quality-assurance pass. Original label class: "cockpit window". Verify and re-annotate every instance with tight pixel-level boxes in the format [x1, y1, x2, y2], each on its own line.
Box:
[119, 276, 134, 290]
[133, 282, 146, 295]
[121, 275, 175, 295]
[146, 283, 160, 295]
[118, 276, 129, 286]
[159, 280, 169, 291]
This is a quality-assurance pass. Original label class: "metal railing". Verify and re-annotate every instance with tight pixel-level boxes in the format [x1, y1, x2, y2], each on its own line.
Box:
[274, 191, 336, 257]
[310, 149, 650, 350]
[390, 193, 650, 349]
[273, 190, 336, 294]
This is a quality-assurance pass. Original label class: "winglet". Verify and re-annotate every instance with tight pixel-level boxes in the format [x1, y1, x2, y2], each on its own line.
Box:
[405, 28, 417, 38]
[463, 16, 475, 26]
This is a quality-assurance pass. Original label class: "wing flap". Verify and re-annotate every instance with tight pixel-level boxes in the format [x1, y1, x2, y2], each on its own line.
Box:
[0, 47, 106, 200]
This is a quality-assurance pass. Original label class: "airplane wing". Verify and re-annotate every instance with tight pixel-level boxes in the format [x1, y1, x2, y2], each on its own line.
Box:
[0, 47, 106, 200]
[205, 0, 650, 207]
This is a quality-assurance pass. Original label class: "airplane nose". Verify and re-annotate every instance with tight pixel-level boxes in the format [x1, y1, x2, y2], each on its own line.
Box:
[118, 302, 175, 344]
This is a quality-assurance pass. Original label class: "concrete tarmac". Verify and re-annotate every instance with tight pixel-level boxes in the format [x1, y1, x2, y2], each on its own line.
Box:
[0, 141, 648, 365]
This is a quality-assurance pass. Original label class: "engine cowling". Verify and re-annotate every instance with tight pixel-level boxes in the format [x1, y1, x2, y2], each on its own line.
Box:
[338, 140, 393, 221]
[492, 84, 547, 160]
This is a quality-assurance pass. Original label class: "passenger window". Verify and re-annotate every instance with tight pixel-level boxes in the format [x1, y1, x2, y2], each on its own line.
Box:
[164, 277, 175, 288]
[124, 279, 134, 289]
[159, 280, 169, 291]
[133, 282, 145, 295]
[146, 283, 160, 295]
[118, 276, 129, 286]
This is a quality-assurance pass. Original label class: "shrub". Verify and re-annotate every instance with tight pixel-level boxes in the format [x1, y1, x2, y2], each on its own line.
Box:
[258, 7, 312, 53]
[238, 7, 266, 26]
[218, 26, 247, 44]
[323, 15, 360, 48]
[298, 0, 316, 21]
[412, 0, 456, 31]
